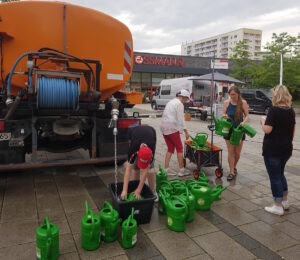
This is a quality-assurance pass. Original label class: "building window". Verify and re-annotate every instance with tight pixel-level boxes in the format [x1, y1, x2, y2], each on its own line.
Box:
[130, 72, 142, 91]
[141, 73, 151, 91]
[166, 73, 175, 79]
[152, 73, 165, 86]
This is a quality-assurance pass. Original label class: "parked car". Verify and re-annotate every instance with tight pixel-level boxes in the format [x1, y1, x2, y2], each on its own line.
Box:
[240, 89, 272, 115]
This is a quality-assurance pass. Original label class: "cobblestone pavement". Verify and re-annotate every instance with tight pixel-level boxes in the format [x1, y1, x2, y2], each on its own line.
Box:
[0, 105, 299, 259]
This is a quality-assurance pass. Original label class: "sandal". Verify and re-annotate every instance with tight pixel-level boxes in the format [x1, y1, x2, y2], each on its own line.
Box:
[234, 168, 238, 175]
[227, 173, 236, 181]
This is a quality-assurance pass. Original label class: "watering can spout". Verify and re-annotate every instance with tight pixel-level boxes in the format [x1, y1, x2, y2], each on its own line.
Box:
[211, 186, 227, 201]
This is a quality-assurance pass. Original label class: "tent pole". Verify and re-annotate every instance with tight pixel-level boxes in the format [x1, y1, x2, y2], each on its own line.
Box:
[210, 53, 215, 154]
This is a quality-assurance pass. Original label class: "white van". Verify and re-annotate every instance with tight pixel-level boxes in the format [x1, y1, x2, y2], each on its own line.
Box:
[151, 77, 216, 110]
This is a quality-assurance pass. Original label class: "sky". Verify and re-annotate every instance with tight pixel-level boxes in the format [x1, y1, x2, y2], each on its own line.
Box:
[54, 0, 300, 54]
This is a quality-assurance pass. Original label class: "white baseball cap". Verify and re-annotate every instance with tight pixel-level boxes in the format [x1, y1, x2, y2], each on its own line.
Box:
[178, 89, 190, 99]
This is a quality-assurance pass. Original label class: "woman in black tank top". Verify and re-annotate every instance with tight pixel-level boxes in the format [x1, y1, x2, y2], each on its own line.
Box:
[222, 86, 249, 181]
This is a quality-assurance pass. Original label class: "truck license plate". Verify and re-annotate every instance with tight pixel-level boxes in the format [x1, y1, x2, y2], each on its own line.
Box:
[0, 133, 11, 141]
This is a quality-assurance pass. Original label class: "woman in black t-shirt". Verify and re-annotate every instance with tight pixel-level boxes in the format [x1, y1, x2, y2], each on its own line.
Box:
[260, 85, 296, 216]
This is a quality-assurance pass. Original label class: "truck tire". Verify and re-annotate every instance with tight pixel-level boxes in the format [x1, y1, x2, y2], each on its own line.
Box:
[151, 101, 157, 110]
[200, 111, 208, 121]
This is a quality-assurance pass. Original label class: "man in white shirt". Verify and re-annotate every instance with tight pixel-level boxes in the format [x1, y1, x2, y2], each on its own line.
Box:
[160, 89, 190, 176]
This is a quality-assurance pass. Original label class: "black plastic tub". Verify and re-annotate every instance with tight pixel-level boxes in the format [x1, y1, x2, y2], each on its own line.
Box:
[109, 180, 155, 224]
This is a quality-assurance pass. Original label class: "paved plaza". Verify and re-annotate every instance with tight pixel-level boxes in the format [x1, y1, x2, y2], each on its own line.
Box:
[0, 105, 299, 259]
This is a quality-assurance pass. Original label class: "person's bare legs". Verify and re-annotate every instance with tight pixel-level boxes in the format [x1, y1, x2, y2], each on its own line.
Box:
[177, 152, 184, 168]
[234, 141, 244, 170]
[164, 152, 173, 169]
[147, 168, 156, 191]
[225, 140, 235, 175]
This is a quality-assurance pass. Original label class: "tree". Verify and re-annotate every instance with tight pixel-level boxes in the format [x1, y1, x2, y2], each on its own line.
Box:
[258, 32, 300, 94]
[1, 0, 19, 2]
[229, 40, 257, 86]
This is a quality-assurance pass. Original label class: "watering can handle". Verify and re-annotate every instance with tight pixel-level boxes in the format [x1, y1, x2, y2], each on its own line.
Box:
[103, 200, 113, 214]
[126, 207, 135, 228]
[185, 187, 189, 196]
[159, 190, 167, 206]
[196, 133, 208, 138]
[198, 181, 210, 187]
[177, 196, 189, 217]
[131, 207, 135, 220]
[88, 209, 96, 239]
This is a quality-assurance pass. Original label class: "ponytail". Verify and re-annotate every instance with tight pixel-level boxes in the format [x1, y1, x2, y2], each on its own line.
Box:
[235, 95, 243, 122]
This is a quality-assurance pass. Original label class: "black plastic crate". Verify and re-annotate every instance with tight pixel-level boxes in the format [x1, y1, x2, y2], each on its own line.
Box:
[109, 180, 155, 224]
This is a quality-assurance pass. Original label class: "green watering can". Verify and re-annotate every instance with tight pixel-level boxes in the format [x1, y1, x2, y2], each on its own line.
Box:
[36, 217, 59, 260]
[230, 125, 244, 146]
[190, 133, 208, 148]
[81, 201, 101, 251]
[179, 187, 196, 223]
[169, 179, 186, 195]
[99, 200, 121, 242]
[159, 180, 174, 194]
[186, 179, 209, 190]
[163, 195, 188, 232]
[156, 164, 167, 191]
[121, 208, 137, 249]
[125, 193, 143, 201]
[212, 112, 233, 137]
[158, 189, 171, 215]
[240, 124, 257, 138]
[214, 184, 226, 201]
[189, 183, 227, 210]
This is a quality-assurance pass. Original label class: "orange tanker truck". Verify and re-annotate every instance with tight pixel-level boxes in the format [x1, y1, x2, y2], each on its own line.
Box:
[0, 1, 141, 170]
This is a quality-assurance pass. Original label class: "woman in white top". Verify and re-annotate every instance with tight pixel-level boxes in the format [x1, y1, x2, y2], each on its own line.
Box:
[160, 89, 190, 176]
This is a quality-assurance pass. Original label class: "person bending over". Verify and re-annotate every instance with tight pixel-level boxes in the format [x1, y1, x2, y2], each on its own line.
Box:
[121, 125, 157, 200]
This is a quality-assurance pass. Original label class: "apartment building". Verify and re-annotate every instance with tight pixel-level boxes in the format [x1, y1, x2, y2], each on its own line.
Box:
[181, 28, 262, 60]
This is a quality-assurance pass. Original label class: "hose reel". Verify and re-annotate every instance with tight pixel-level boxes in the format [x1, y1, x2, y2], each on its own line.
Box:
[36, 70, 81, 110]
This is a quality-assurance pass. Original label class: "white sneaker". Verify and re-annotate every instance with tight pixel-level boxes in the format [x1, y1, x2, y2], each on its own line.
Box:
[165, 168, 177, 176]
[282, 200, 289, 210]
[178, 168, 191, 177]
[264, 205, 284, 216]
